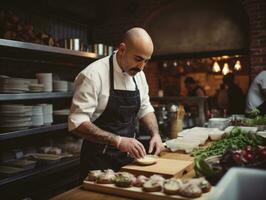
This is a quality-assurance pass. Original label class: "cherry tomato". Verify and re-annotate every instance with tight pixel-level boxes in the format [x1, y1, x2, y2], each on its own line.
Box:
[244, 153, 253, 161]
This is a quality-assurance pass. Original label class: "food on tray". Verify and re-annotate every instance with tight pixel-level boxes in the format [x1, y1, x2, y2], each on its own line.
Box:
[143, 179, 162, 192]
[163, 178, 182, 195]
[182, 177, 211, 193]
[86, 170, 103, 182]
[83, 170, 212, 198]
[114, 172, 135, 187]
[179, 182, 202, 198]
[95, 169, 116, 184]
[149, 174, 165, 184]
[133, 175, 148, 187]
[136, 155, 158, 165]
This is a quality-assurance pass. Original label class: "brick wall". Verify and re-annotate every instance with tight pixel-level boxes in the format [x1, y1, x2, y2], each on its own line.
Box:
[143, 62, 160, 96]
[242, 0, 266, 79]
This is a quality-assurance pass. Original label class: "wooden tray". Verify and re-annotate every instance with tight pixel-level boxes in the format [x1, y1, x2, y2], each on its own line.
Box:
[82, 181, 210, 200]
[121, 158, 194, 178]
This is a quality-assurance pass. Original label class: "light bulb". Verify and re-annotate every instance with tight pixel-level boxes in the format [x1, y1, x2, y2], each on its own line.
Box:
[222, 63, 230, 75]
[234, 60, 241, 71]
[212, 61, 221, 72]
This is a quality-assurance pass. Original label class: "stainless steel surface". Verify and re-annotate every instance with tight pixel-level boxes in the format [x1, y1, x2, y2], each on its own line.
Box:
[0, 92, 73, 101]
[0, 39, 98, 59]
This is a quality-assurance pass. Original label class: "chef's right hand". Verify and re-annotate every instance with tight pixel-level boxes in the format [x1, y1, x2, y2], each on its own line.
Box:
[117, 137, 146, 159]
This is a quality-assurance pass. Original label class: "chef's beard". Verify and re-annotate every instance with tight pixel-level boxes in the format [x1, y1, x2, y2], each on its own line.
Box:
[127, 67, 141, 76]
[129, 67, 141, 73]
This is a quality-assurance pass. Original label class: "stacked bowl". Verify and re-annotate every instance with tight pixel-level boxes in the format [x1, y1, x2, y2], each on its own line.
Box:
[36, 73, 53, 92]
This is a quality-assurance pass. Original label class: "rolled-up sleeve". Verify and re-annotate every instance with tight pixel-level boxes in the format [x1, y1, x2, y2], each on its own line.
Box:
[68, 72, 99, 131]
[137, 73, 154, 119]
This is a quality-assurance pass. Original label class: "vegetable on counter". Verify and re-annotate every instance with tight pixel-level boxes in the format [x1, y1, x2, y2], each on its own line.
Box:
[192, 127, 265, 160]
[194, 127, 266, 185]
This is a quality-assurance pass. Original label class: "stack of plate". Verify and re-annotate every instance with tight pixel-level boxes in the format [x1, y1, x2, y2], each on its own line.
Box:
[0, 77, 30, 93]
[0, 104, 32, 131]
[53, 80, 68, 92]
[32, 105, 44, 127]
[28, 83, 44, 92]
[39, 104, 53, 125]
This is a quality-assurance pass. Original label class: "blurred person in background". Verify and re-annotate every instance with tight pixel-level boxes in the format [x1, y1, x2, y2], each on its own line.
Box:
[184, 76, 206, 97]
[246, 71, 266, 115]
[223, 73, 245, 115]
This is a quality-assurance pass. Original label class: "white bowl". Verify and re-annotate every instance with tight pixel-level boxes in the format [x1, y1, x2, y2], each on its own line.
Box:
[208, 168, 266, 200]
[36, 73, 53, 92]
[208, 118, 230, 130]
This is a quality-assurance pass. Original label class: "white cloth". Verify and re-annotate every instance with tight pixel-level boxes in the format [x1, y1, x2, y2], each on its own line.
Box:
[68, 52, 154, 131]
[246, 71, 266, 113]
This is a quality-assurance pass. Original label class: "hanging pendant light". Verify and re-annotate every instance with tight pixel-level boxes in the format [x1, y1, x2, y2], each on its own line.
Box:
[234, 60, 241, 71]
[222, 63, 230, 75]
[212, 61, 221, 72]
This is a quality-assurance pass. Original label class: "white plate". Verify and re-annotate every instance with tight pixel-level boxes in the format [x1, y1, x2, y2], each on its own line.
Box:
[136, 155, 158, 166]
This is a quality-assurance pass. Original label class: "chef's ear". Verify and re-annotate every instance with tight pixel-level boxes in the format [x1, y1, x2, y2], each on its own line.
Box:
[118, 42, 126, 54]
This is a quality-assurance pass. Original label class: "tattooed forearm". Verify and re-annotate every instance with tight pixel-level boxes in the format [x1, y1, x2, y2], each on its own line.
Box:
[73, 122, 119, 146]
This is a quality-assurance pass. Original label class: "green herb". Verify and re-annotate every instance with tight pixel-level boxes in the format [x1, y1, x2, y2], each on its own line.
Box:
[192, 127, 264, 160]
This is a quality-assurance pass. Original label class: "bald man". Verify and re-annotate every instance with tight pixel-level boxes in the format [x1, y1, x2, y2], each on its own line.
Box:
[68, 27, 164, 180]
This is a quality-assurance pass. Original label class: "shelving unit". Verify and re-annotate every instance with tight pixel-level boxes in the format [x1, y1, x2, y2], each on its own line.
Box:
[0, 157, 79, 187]
[0, 39, 101, 66]
[0, 38, 98, 199]
[0, 92, 73, 101]
[0, 123, 67, 141]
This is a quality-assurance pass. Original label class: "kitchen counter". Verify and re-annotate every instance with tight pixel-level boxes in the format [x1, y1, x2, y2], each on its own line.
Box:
[51, 151, 196, 200]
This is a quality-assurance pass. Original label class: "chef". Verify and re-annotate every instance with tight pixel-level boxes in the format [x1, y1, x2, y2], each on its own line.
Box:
[68, 27, 165, 180]
[246, 70, 266, 115]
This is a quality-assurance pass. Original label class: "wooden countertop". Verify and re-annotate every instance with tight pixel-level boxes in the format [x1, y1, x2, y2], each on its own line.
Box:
[51, 151, 196, 200]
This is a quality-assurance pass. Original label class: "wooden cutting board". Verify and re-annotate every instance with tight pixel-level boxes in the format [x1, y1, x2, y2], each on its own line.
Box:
[82, 181, 210, 200]
[121, 158, 194, 178]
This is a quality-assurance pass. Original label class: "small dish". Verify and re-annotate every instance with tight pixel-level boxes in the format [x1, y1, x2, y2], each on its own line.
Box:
[136, 155, 158, 166]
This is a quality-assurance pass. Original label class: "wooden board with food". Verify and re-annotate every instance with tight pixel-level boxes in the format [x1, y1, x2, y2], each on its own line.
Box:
[82, 169, 212, 200]
[121, 157, 194, 178]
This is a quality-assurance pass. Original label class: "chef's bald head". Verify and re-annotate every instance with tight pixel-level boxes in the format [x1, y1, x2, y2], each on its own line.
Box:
[122, 27, 154, 54]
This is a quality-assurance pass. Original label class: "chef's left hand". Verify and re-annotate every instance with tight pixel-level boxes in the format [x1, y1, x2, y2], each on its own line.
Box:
[148, 134, 165, 155]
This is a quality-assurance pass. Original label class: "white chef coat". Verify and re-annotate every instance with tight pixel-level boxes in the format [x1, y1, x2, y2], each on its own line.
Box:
[246, 71, 266, 113]
[68, 52, 154, 131]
